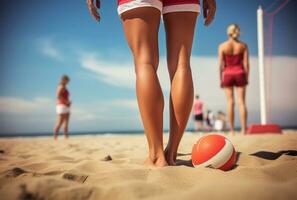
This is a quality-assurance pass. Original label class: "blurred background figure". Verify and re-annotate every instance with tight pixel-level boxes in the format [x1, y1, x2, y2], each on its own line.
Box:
[218, 24, 249, 135]
[205, 110, 215, 131]
[214, 111, 227, 131]
[54, 75, 71, 140]
[193, 95, 204, 132]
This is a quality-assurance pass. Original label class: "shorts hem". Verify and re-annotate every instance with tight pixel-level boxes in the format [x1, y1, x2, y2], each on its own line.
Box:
[118, 0, 162, 15]
[56, 105, 70, 115]
[163, 4, 200, 14]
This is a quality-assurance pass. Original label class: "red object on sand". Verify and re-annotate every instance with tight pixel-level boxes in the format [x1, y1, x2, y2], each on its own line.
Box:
[192, 134, 236, 171]
[247, 124, 282, 134]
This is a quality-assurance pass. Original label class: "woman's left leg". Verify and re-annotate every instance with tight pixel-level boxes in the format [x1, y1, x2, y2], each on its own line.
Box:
[54, 115, 64, 140]
[163, 12, 198, 165]
[121, 8, 167, 167]
[236, 86, 247, 134]
[63, 113, 70, 138]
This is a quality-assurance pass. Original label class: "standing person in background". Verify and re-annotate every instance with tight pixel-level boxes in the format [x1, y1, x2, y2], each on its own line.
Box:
[218, 24, 249, 135]
[87, 0, 216, 167]
[54, 75, 71, 140]
[205, 110, 215, 131]
[214, 110, 227, 132]
[193, 95, 204, 132]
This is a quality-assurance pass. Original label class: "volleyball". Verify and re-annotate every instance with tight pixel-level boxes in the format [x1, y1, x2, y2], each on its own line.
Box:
[191, 134, 236, 171]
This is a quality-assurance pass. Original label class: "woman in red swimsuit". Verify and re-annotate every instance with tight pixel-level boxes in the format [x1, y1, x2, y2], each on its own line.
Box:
[54, 75, 71, 140]
[218, 24, 249, 135]
[87, 0, 216, 167]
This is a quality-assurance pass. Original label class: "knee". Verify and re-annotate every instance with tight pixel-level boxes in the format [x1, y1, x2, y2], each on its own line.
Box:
[228, 99, 235, 107]
[177, 61, 191, 73]
[238, 99, 246, 107]
[169, 61, 192, 80]
[135, 56, 158, 75]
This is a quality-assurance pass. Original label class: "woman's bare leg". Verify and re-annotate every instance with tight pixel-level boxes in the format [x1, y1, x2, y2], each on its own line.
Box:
[163, 12, 197, 165]
[121, 8, 167, 167]
[236, 86, 247, 134]
[194, 121, 203, 132]
[63, 113, 70, 139]
[224, 87, 235, 135]
[54, 115, 64, 140]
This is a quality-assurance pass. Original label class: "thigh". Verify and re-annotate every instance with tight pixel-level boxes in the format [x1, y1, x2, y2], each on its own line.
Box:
[121, 7, 161, 71]
[64, 113, 70, 124]
[235, 86, 246, 103]
[163, 12, 198, 77]
[60, 114, 67, 125]
[56, 114, 64, 125]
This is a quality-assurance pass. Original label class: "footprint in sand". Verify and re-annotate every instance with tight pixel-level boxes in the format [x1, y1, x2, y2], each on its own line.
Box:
[62, 173, 88, 183]
[19, 184, 44, 200]
[5, 167, 44, 178]
[5, 167, 27, 178]
[101, 155, 112, 161]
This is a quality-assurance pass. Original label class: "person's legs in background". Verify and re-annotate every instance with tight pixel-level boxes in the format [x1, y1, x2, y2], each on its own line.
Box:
[236, 86, 247, 134]
[54, 115, 64, 140]
[224, 87, 235, 135]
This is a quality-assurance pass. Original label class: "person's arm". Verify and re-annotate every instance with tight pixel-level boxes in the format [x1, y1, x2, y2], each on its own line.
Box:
[243, 45, 250, 83]
[218, 45, 224, 84]
[87, 0, 101, 22]
[203, 0, 216, 26]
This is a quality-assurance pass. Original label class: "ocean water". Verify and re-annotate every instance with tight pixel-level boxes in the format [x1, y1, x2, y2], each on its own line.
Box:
[1, 127, 296, 137]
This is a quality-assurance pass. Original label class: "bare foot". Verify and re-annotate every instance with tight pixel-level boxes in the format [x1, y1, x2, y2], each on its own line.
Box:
[229, 130, 235, 136]
[144, 157, 155, 167]
[164, 148, 177, 166]
[144, 156, 168, 168]
[154, 157, 168, 167]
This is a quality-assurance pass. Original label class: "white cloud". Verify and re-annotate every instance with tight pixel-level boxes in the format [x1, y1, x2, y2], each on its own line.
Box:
[109, 99, 138, 110]
[0, 96, 142, 133]
[1, 54, 296, 133]
[79, 53, 297, 125]
[0, 97, 53, 114]
[80, 53, 135, 88]
[39, 38, 63, 61]
[79, 53, 297, 100]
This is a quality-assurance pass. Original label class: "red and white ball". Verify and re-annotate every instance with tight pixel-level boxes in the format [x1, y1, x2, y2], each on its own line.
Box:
[191, 134, 236, 171]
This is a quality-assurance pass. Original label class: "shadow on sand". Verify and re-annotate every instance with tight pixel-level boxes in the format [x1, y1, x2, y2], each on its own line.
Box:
[176, 152, 242, 170]
[250, 150, 297, 160]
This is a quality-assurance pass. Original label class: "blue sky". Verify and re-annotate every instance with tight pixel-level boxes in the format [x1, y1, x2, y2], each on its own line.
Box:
[0, 0, 296, 134]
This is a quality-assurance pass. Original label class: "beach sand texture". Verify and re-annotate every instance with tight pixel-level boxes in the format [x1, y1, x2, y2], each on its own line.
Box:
[0, 132, 296, 200]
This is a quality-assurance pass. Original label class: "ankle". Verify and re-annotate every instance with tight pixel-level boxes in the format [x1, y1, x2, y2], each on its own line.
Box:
[149, 149, 165, 162]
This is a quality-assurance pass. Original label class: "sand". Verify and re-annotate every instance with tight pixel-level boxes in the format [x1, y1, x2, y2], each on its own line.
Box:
[0, 132, 296, 200]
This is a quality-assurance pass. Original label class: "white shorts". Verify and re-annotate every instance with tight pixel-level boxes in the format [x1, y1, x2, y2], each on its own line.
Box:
[118, 0, 200, 15]
[56, 104, 70, 115]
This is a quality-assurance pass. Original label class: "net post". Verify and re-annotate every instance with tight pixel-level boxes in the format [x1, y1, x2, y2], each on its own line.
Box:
[257, 6, 267, 125]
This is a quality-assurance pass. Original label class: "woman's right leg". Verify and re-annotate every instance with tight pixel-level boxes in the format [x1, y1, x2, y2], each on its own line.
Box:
[121, 8, 167, 167]
[224, 87, 235, 135]
[54, 115, 64, 140]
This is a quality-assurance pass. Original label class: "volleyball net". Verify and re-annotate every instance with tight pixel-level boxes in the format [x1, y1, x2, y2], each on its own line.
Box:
[257, 0, 290, 124]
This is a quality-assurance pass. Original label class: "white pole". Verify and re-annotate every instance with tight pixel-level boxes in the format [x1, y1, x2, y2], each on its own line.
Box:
[257, 6, 267, 125]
